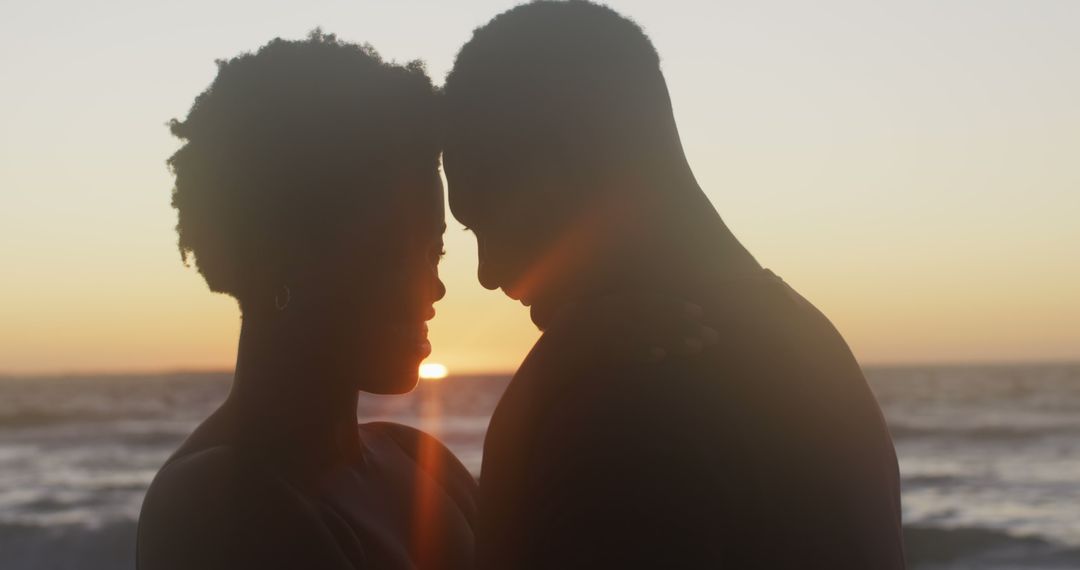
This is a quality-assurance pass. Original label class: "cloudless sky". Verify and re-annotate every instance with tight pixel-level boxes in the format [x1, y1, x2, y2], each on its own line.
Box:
[1, 0, 1078, 374]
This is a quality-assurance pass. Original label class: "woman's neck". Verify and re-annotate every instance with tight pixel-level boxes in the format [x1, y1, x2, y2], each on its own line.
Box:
[224, 312, 364, 473]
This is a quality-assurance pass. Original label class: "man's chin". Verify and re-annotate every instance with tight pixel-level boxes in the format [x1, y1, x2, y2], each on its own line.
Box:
[530, 301, 564, 331]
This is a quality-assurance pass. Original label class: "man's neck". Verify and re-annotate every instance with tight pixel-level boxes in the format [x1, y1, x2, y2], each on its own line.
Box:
[529, 182, 760, 329]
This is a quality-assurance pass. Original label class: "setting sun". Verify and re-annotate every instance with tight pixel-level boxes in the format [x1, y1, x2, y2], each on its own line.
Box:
[419, 362, 449, 381]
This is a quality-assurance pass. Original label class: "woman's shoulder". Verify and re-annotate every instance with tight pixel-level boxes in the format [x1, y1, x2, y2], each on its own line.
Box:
[141, 445, 247, 520]
[359, 422, 470, 474]
[138, 446, 244, 568]
[142, 445, 275, 517]
[137, 445, 356, 569]
[359, 422, 478, 524]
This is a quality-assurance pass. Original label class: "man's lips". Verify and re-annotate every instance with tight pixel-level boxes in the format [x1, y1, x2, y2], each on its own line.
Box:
[501, 286, 531, 306]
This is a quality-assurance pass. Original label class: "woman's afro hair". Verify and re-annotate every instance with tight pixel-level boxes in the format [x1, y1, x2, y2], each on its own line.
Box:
[168, 30, 439, 301]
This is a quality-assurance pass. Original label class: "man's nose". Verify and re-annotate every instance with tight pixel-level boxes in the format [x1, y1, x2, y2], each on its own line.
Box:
[477, 257, 501, 291]
[476, 238, 501, 290]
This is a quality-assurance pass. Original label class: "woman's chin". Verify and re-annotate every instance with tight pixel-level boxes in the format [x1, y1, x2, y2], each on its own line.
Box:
[355, 332, 430, 394]
[363, 375, 419, 395]
[360, 358, 424, 395]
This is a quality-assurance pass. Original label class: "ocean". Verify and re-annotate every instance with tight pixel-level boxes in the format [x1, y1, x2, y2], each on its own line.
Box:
[1, 363, 1078, 569]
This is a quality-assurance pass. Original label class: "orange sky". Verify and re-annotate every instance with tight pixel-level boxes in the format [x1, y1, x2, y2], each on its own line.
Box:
[1, 1, 1078, 375]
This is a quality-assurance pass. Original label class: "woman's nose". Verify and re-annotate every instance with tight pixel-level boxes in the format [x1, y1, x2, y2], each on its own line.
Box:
[434, 275, 446, 302]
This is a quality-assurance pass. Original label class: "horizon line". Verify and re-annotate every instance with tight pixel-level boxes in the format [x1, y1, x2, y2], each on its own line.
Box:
[2, 358, 1079, 380]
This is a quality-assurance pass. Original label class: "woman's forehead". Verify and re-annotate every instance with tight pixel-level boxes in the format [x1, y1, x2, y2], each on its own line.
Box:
[400, 174, 445, 238]
[422, 173, 446, 232]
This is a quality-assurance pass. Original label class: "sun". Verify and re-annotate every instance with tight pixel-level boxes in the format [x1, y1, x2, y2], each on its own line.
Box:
[419, 362, 449, 381]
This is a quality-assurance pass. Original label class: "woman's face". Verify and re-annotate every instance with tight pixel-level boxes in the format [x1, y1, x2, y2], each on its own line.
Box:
[301, 165, 447, 395]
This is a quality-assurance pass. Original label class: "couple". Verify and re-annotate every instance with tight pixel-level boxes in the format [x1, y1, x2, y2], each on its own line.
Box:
[137, 2, 905, 569]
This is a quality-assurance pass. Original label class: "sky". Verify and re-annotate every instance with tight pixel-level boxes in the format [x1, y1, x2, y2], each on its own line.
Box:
[1, 0, 1078, 375]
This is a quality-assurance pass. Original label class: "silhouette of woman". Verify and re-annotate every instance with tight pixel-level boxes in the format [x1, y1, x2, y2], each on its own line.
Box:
[135, 29, 715, 570]
[135, 32, 474, 570]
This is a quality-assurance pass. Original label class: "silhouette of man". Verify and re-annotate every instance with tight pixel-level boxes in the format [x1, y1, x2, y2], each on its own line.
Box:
[443, 2, 906, 569]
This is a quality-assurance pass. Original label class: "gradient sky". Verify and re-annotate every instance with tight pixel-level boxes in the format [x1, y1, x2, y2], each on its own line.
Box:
[1, 0, 1078, 374]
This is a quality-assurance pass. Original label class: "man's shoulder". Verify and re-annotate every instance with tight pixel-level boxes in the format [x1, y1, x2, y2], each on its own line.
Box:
[510, 280, 876, 441]
[513, 312, 736, 444]
[514, 287, 798, 394]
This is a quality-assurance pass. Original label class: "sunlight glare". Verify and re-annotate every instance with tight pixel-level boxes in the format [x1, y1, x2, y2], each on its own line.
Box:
[419, 362, 449, 381]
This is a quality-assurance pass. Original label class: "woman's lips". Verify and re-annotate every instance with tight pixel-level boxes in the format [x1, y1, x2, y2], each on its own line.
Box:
[417, 321, 431, 358]
[392, 322, 432, 358]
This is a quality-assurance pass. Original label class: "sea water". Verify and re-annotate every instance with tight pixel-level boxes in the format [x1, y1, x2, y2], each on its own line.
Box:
[1, 364, 1078, 569]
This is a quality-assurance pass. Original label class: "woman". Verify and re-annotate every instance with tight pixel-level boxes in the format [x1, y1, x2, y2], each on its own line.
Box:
[137, 31, 712, 570]
[136, 33, 474, 570]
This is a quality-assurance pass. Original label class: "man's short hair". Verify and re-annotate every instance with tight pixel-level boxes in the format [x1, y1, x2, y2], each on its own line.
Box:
[443, 1, 673, 172]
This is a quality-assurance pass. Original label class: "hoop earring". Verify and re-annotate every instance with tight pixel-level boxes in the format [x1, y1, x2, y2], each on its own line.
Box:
[274, 285, 291, 311]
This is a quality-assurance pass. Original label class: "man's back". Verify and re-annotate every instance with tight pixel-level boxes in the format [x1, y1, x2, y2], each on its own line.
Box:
[477, 270, 906, 569]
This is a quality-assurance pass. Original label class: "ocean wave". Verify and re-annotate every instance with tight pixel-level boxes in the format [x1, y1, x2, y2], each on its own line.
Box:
[888, 422, 1080, 441]
[904, 525, 1080, 570]
[4, 520, 1078, 570]
[0, 520, 137, 570]
[902, 474, 966, 488]
[0, 410, 115, 429]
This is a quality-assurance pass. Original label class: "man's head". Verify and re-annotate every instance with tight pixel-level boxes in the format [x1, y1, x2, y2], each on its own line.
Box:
[443, 1, 694, 317]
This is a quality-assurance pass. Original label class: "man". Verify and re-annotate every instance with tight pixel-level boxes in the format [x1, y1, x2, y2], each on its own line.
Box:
[442, 2, 906, 568]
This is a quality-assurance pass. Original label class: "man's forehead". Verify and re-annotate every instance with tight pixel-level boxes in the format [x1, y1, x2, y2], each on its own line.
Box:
[445, 175, 480, 228]
[444, 118, 523, 159]
[442, 139, 484, 167]
[442, 148, 478, 205]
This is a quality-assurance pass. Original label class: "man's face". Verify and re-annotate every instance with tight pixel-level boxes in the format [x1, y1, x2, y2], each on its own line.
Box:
[443, 142, 566, 307]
